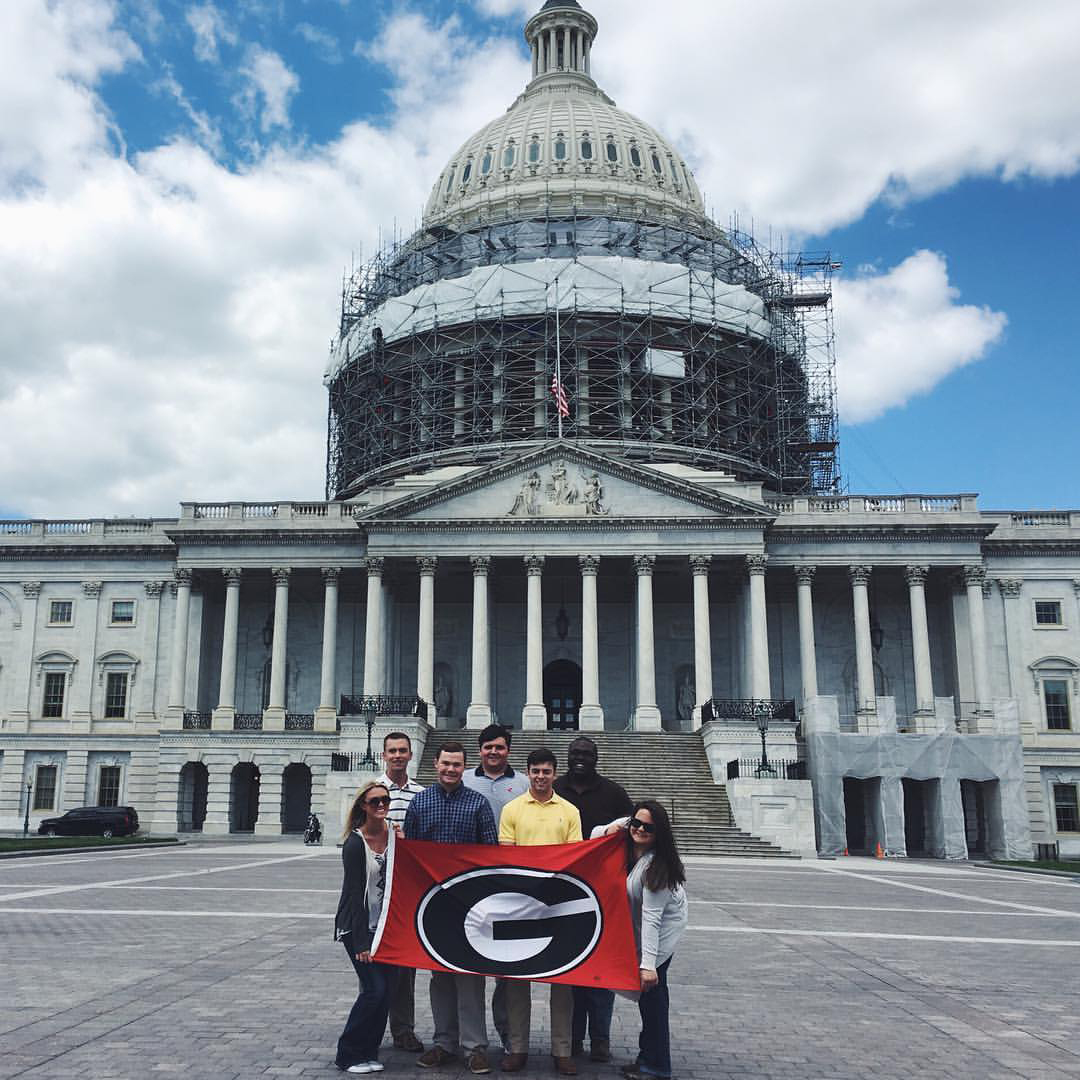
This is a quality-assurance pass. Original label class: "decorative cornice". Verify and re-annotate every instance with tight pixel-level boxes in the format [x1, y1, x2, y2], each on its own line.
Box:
[634, 554, 656, 576]
[222, 568, 243, 587]
[470, 555, 492, 574]
[793, 565, 816, 586]
[746, 554, 768, 577]
[578, 554, 601, 575]
[365, 516, 767, 534]
[982, 542, 1080, 557]
[848, 565, 872, 587]
[22, 581, 41, 598]
[689, 554, 711, 575]
[997, 578, 1023, 598]
[82, 581, 103, 598]
[321, 566, 342, 585]
[144, 580, 166, 598]
[768, 525, 993, 544]
[162, 528, 356, 547]
[271, 566, 292, 587]
[0, 544, 176, 562]
[525, 555, 545, 576]
[904, 565, 929, 586]
[362, 557, 385, 577]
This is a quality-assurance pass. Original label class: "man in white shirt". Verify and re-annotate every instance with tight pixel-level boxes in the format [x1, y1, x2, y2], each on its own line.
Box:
[376, 730, 425, 1053]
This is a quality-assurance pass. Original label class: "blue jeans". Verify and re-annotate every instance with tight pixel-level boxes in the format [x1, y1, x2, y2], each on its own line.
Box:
[637, 957, 672, 1078]
[571, 986, 614, 1047]
[336, 941, 390, 1068]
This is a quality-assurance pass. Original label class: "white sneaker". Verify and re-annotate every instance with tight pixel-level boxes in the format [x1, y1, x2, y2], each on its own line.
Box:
[366, 1065, 384, 1074]
[346, 1066, 373, 1075]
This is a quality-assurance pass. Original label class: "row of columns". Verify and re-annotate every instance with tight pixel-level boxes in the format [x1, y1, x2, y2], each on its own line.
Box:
[531, 26, 591, 78]
[167, 557, 995, 727]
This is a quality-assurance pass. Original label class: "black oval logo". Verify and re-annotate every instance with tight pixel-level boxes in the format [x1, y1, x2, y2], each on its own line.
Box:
[416, 867, 602, 978]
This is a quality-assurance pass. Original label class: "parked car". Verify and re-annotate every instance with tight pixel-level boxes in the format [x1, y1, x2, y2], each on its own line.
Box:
[37, 806, 139, 838]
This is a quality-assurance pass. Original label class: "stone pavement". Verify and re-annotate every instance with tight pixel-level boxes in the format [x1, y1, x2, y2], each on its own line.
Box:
[2, 842, 1080, 1080]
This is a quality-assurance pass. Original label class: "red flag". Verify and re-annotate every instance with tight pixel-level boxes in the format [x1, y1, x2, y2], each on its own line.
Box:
[372, 832, 638, 991]
[551, 374, 570, 418]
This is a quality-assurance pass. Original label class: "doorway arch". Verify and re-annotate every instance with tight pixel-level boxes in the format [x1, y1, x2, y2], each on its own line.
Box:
[177, 762, 208, 832]
[230, 763, 260, 833]
[281, 763, 312, 833]
[544, 659, 582, 730]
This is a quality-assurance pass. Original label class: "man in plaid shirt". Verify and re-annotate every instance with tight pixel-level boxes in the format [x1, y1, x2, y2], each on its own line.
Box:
[404, 740, 497, 1074]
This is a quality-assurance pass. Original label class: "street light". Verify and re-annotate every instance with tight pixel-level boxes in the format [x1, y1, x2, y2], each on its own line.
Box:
[754, 702, 776, 778]
[23, 779, 33, 838]
[360, 700, 378, 769]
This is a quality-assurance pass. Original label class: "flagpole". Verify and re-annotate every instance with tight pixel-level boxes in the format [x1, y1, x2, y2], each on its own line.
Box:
[554, 275, 563, 440]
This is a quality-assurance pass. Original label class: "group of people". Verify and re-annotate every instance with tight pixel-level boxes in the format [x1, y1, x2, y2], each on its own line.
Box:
[333, 726, 688, 1079]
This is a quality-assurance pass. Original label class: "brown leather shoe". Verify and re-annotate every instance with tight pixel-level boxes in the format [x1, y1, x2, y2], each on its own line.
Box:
[590, 1041, 611, 1063]
[467, 1049, 491, 1075]
[553, 1057, 578, 1076]
[394, 1033, 424, 1053]
[500, 1053, 528, 1073]
[417, 1046, 456, 1069]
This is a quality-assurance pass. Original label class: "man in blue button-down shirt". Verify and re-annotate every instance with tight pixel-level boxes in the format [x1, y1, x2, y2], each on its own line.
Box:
[405, 741, 497, 1074]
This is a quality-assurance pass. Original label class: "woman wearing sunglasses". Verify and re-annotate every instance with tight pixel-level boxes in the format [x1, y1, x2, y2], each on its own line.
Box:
[598, 801, 687, 1080]
[334, 781, 395, 1074]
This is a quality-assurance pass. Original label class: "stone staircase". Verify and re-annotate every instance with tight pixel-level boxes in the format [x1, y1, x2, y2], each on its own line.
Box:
[416, 731, 796, 858]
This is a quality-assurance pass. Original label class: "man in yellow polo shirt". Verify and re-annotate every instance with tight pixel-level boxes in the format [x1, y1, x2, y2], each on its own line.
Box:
[497, 747, 582, 1077]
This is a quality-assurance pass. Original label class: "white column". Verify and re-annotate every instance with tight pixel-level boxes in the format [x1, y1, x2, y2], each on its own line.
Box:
[690, 556, 713, 730]
[9, 583, 40, 729]
[522, 555, 547, 729]
[906, 565, 934, 713]
[213, 569, 242, 727]
[795, 565, 818, 703]
[73, 581, 102, 729]
[964, 565, 992, 714]
[583, 34, 591, 74]
[316, 567, 340, 730]
[264, 567, 290, 729]
[850, 565, 876, 716]
[575, 28, 583, 71]
[548, 27, 557, 72]
[747, 555, 771, 700]
[531, 39, 539, 77]
[578, 555, 603, 730]
[167, 569, 192, 713]
[417, 557, 437, 723]
[137, 580, 165, 724]
[465, 556, 492, 729]
[362, 557, 385, 697]
[632, 555, 662, 730]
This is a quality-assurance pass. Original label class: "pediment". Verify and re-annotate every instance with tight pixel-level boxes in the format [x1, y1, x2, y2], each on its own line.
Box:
[355, 443, 774, 526]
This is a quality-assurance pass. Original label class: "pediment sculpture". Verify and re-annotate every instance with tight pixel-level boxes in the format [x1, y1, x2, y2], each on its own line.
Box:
[507, 462, 610, 518]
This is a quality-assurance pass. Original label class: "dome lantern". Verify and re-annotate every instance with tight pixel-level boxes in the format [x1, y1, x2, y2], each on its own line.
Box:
[524, 0, 599, 84]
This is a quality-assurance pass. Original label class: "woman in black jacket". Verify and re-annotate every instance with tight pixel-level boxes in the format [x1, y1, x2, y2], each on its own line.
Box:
[334, 781, 394, 1074]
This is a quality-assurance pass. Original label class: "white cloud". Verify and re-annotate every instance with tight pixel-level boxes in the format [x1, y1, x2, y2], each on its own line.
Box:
[294, 22, 342, 64]
[186, 2, 236, 64]
[833, 251, 1007, 423]
[237, 46, 300, 132]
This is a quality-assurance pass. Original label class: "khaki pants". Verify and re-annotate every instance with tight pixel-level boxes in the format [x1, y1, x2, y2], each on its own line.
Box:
[504, 979, 573, 1057]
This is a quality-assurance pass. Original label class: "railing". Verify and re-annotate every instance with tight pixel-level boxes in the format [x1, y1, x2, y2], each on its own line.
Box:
[192, 503, 229, 519]
[285, 712, 314, 730]
[332, 751, 380, 773]
[184, 501, 355, 522]
[920, 496, 963, 512]
[1009, 511, 1071, 527]
[183, 711, 211, 730]
[234, 713, 263, 730]
[293, 503, 329, 517]
[703, 698, 797, 722]
[244, 503, 279, 518]
[339, 694, 426, 717]
[44, 521, 94, 534]
[0, 521, 32, 535]
[104, 520, 154, 534]
[727, 758, 807, 780]
[764, 497, 794, 513]
[809, 497, 849, 512]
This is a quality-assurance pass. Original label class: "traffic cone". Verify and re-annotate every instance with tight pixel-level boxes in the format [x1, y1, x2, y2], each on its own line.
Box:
[843, 847, 849, 856]
[875, 842, 884, 859]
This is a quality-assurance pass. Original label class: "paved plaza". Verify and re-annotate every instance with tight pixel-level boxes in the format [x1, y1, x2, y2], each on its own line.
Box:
[1, 844, 1080, 1080]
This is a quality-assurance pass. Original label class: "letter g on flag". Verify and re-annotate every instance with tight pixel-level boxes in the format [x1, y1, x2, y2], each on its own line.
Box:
[417, 867, 603, 978]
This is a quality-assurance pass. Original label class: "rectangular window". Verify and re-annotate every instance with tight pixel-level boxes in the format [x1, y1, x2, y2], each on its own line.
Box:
[1035, 600, 1063, 626]
[104, 672, 128, 718]
[110, 600, 135, 625]
[1044, 679, 1071, 730]
[42, 672, 65, 718]
[97, 765, 121, 807]
[48, 600, 73, 625]
[1054, 784, 1080, 832]
[33, 765, 57, 810]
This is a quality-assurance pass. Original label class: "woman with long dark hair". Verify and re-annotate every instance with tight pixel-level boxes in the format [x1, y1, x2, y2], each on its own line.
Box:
[598, 800, 688, 1080]
[334, 781, 395, 1074]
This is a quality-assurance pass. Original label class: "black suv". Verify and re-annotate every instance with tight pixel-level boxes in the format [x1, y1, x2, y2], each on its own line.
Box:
[38, 806, 139, 838]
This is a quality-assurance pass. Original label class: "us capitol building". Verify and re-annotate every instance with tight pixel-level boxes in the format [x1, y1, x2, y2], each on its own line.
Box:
[2, 0, 1078, 860]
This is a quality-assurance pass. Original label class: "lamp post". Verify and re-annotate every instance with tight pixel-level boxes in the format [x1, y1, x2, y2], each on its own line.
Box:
[754, 702, 776, 778]
[360, 700, 378, 769]
[23, 779, 33, 838]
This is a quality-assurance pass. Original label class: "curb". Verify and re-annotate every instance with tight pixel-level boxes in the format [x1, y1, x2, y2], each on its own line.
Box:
[973, 860, 1080, 882]
[0, 841, 185, 860]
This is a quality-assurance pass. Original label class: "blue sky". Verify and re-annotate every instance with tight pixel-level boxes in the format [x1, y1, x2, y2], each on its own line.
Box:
[1, 0, 1078, 517]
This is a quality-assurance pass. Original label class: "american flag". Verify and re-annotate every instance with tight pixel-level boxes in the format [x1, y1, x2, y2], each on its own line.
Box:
[551, 374, 569, 418]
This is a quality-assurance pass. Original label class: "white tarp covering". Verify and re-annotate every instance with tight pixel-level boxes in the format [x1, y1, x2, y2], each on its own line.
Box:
[325, 256, 773, 380]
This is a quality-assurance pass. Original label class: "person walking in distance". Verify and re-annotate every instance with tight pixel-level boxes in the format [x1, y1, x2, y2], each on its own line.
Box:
[553, 736, 633, 1063]
[463, 724, 528, 1053]
[375, 731, 425, 1054]
[498, 748, 583, 1077]
[405, 741, 498, 1075]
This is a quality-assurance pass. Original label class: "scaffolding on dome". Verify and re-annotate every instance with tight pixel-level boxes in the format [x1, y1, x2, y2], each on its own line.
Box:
[325, 217, 839, 500]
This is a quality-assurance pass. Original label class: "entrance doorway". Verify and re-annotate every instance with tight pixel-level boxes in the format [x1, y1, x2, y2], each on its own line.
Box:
[902, 778, 941, 857]
[961, 779, 1001, 857]
[177, 762, 208, 832]
[843, 776, 881, 855]
[544, 659, 582, 730]
[281, 763, 312, 833]
[230, 763, 260, 833]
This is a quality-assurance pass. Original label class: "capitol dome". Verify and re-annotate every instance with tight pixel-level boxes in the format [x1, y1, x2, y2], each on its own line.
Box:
[424, 1, 708, 233]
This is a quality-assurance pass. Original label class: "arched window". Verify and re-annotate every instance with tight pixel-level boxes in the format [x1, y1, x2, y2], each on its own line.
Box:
[481, 150, 493, 175]
[651, 151, 663, 175]
[554, 134, 567, 161]
[682, 164, 693, 192]
[462, 160, 473, 183]
[606, 140, 618, 163]
[581, 138, 593, 161]
[503, 143, 516, 169]
[669, 157, 680, 184]
[528, 138, 541, 164]
[444, 167, 456, 193]
[629, 144, 642, 168]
